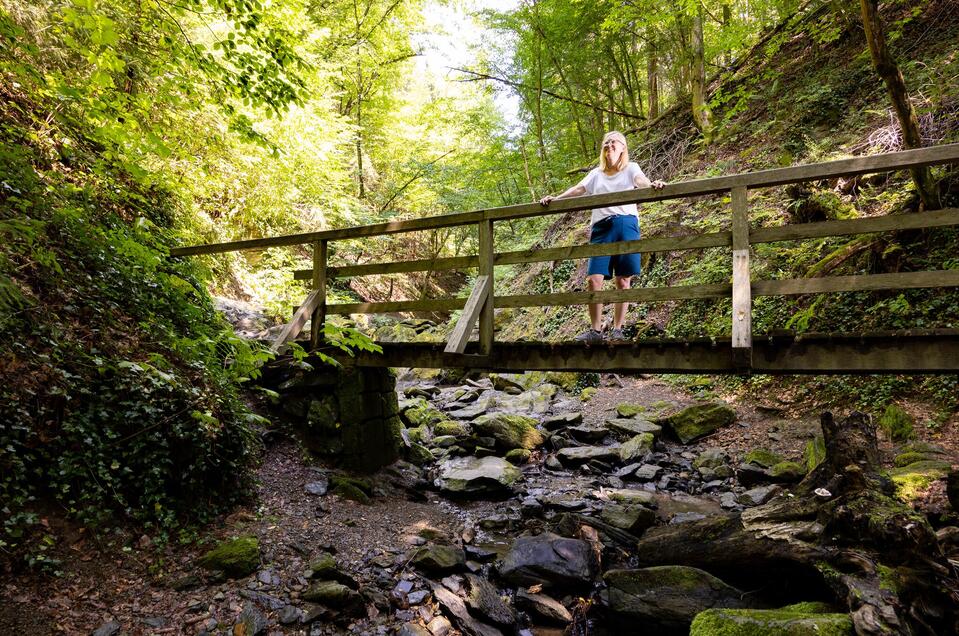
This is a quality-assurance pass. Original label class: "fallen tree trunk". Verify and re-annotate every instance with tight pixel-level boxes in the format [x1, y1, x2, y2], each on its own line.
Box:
[633, 411, 959, 635]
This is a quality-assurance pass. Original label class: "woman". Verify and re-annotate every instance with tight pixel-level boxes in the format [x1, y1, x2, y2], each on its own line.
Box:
[539, 131, 665, 343]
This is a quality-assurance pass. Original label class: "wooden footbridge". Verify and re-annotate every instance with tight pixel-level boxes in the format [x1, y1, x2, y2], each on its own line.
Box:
[172, 144, 959, 374]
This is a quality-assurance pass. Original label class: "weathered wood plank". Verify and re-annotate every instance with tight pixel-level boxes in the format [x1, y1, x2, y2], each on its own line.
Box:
[292, 232, 732, 280]
[444, 275, 490, 354]
[326, 297, 468, 315]
[320, 330, 959, 373]
[752, 269, 959, 296]
[270, 290, 323, 354]
[493, 283, 732, 309]
[750, 208, 959, 244]
[478, 219, 495, 354]
[310, 240, 328, 349]
[324, 282, 731, 315]
[172, 144, 959, 256]
[730, 187, 752, 367]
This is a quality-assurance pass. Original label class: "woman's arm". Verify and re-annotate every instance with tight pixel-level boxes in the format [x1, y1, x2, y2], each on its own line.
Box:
[634, 171, 666, 190]
[539, 183, 587, 206]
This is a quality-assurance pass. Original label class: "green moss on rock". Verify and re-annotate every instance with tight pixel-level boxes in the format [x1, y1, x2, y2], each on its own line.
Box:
[879, 404, 915, 442]
[888, 460, 952, 501]
[472, 413, 543, 450]
[198, 536, 260, 578]
[744, 448, 784, 468]
[580, 387, 597, 402]
[620, 433, 655, 462]
[616, 403, 646, 418]
[668, 403, 736, 444]
[770, 461, 805, 481]
[893, 451, 927, 468]
[434, 420, 468, 437]
[690, 608, 853, 635]
[331, 475, 373, 504]
[505, 448, 532, 465]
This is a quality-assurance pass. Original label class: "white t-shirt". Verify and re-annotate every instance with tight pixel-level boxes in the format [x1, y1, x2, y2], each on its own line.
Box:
[577, 162, 647, 226]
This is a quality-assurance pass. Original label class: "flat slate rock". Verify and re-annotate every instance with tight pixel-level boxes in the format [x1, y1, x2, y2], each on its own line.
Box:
[556, 445, 622, 465]
[542, 412, 583, 430]
[435, 456, 522, 495]
[605, 418, 663, 438]
[567, 425, 609, 443]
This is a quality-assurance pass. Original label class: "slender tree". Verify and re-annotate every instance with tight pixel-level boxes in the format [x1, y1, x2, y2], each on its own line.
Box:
[859, 0, 939, 209]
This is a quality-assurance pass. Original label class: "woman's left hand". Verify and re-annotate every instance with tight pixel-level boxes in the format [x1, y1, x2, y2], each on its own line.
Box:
[651, 180, 666, 189]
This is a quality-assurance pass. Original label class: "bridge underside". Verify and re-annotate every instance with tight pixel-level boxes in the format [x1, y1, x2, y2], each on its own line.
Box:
[322, 330, 959, 374]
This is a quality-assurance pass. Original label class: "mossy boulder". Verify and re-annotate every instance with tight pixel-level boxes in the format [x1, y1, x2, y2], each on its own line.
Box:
[600, 504, 656, 534]
[401, 398, 445, 428]
[603, 566, 751, 631]
[690, 607, 853, 635]
[616, 403, 646, 418]
[411, 544, 466, 573]
[307, 552, 338, 578]
[744, 449, 784, 468]
[434, 420, 468, 437]
[406, 442, 435, 466]
[406, 424, 430, 444]
[878, 404, 915, 442]
[694, 448, 730, 470]
[505, 448, 532, 465]
[543, 372, 580, 391]
[620, 433, 655, 462]
[198, 536, 260, 578]
[667, 403, 736, 444]
[331, 475, 373, 504]
[888, 460, 952, 502]
[580, 387, 597, 402]
[770, 461, 805, 481]
[303, 580, 364, 613]
[472, 413, 543, 450]
[435, 456, 522, 495]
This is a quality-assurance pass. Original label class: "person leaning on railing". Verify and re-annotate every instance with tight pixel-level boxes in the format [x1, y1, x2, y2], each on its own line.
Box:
[539, 130, 666, 343]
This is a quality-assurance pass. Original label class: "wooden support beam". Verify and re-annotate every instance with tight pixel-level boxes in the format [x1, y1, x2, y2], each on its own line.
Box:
[270, 290, 323, 354]
[310, 240, 327, 349]
[321, 330, 959, 374]
[752, 269, 959, 296]
[731, 187, 752, 368]
[478, 219, 495, 355]
[444, 275, 491, 354]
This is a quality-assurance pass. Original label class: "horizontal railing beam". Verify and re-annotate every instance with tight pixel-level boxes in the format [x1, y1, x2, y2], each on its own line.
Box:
[172, 144, 959, 257]
[293, 231, 733, 280]
[751, 207, 959, 244]
[753, 269, 959, 296]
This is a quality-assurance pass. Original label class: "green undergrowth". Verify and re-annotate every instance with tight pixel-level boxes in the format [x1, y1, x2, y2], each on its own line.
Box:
[0, 92, 268, 562]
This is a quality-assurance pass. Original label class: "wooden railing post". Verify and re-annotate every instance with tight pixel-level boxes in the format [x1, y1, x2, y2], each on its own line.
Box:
[478, 219, 495, 355]
[731, 187, 752, 369]
[310, 239, 328, 349]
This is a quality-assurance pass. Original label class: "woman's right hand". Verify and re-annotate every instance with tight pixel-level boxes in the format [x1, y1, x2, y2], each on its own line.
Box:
[539, 195, 555, 206]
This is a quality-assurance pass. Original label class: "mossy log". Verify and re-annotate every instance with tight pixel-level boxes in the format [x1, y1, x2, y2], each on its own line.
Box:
[633, 412, 959, 635]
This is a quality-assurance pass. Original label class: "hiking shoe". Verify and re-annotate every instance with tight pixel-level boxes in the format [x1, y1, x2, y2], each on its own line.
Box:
[607, 328, 627, 341]
[574, 329, 604, 344]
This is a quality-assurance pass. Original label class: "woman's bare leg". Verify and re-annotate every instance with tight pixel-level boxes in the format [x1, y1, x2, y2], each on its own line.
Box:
[587, 274, 605, 331]
[613, 275, 632, 329]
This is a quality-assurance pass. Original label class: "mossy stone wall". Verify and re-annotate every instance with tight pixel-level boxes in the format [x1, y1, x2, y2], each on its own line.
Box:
[261, 363, 402, 473]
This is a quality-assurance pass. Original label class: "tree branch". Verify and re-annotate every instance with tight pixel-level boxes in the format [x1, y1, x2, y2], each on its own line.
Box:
[450, 67, 646, 121]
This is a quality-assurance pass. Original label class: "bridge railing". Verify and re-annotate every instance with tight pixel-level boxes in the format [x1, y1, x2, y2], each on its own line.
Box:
[170, 143, 959, 367]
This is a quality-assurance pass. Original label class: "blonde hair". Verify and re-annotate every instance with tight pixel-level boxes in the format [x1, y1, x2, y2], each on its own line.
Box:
[598, 131, 629, 173]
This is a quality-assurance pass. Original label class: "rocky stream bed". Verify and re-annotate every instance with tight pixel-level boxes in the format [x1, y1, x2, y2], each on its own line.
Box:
[5, 364, 959, 636]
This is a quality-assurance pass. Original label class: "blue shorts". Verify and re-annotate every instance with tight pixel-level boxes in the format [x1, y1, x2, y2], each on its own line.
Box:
[586, 214, 641, 279]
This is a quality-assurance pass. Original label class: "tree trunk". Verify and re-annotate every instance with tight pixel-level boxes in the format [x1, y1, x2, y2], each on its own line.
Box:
[632, 412, 959, 635]
[647, 38, 659, 121]
[859, 0, 939, 210]
[691, 7, 712, 140]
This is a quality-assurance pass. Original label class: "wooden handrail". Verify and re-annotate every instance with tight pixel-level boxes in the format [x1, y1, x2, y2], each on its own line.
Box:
[170, 143, 959, 257]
